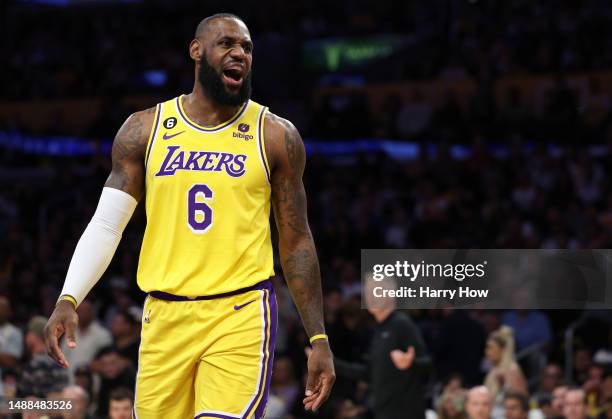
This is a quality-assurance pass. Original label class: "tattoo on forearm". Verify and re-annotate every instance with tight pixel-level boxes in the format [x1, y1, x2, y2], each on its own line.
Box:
[284, 248, 317, 283]
[272, 176, 308, 234]
[282, 246, 324, 337]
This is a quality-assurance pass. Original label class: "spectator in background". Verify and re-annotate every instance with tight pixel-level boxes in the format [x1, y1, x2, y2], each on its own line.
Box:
[270, 356, 299, 417]
[108, 387, 133, 419]
[599, 372, 612, 419]
[436, 387, 467, 419]
[501, 310, 552, 352]
[73, 366, 95, 408]
[60, 299, 112, 373]
[536, 363, 564, 399]
[1, 369, 18, 399]
[263, 394, 287, 419]
[338, 261, 361, 299]
[61, 385, 92, 419]
[551, 385, 568, 419]
[0, 296, 23, 396]
[536, 394, 555, 419]
[322, 293, 371, 403]
[432, 308, 486, 387]
[503, 392, 529, 419]
[90, 310, 140, 417]
[465, 386, 493, 419]
[90, 310, 140, 416]
[484, 326, 528, 400]
[18, 316, 69, 398]
[575, 348, 594, 385]
[563, 388, 589, 419]
[105, 309, 140, 367]
[533, 363, 564, 417]
[584, 364, 605, 404]
[103, 276, 138, 328]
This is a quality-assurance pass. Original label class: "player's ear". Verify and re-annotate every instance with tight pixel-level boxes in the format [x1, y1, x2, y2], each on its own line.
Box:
[189, 38, 202, 61]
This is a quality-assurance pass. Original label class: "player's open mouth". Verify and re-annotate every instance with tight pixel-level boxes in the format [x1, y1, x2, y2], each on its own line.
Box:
[222, 68, 244, 88]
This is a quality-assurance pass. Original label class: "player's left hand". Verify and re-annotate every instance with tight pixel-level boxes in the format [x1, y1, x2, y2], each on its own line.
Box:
[303, 340, 335, 412]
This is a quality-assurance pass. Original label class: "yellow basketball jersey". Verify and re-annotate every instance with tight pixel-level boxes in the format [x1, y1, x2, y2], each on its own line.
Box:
[136, 95, 274, 296]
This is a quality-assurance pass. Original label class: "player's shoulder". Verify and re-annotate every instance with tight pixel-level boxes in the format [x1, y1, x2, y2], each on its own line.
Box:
[263, 111, 303, 154]
[121, 105, 157, 134]
[263, 111, 304, 169]
[264, 111, 300, 143]
[113, 105, 158, 157]
[128, 105, 157, 128]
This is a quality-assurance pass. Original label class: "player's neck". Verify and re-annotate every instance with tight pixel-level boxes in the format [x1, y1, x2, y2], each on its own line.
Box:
[184, 87, 243, 127]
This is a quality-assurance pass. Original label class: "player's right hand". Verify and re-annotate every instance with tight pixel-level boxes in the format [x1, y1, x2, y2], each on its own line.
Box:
[44, 300, 79, 369]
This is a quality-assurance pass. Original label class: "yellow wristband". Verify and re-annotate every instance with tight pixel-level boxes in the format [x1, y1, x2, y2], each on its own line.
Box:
[57, 295, 77, 309]
[309, 334, 328, 344]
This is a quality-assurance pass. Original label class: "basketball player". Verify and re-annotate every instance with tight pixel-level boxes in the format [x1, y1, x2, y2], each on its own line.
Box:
[43, 13, 335, 418]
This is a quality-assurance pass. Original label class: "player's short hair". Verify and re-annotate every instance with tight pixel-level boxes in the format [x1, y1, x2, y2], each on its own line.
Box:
[504, 391, 529, 412]
[109, 387, 134, 403]
[195, 13, 246, 37]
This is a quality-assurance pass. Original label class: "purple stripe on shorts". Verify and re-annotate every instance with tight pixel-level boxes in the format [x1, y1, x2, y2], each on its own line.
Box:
[144, 103, 162, 169]
[242, 287, 272, 418]
[253, 284, 277, 418]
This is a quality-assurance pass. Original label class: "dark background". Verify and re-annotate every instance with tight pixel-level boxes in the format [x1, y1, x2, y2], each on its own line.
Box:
[1, 0, 612, 418]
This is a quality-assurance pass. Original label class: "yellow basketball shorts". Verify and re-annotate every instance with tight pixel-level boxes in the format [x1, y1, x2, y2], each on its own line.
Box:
[133, 280, 277, 419]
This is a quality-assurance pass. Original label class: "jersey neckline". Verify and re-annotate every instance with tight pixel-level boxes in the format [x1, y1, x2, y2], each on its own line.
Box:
[175, 94, 249, 133]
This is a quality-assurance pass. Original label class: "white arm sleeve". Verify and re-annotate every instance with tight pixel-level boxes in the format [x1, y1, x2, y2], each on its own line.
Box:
[60, 187, 138, 307]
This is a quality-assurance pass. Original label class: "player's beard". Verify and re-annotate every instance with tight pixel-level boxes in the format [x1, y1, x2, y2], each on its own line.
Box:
[198, 54, 252, 107]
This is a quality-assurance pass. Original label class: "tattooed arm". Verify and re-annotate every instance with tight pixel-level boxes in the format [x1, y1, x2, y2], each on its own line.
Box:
[265, 112, 335, 411]
[104, 106, 156, 198]
[44, 108, 155, 368]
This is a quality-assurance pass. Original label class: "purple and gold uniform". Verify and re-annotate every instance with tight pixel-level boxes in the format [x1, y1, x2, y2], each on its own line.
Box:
[134, 95, 276, 418]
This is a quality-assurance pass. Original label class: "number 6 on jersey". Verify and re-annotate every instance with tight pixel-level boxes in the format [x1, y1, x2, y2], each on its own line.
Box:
[187, 184, 213, 233]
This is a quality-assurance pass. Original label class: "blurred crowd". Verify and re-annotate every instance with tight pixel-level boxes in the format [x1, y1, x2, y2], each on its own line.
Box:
[4, 0, 612, 144]
[1, 141, 612, 417]
[4, 0, 612, 99]
[313, 75, 612, 144]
